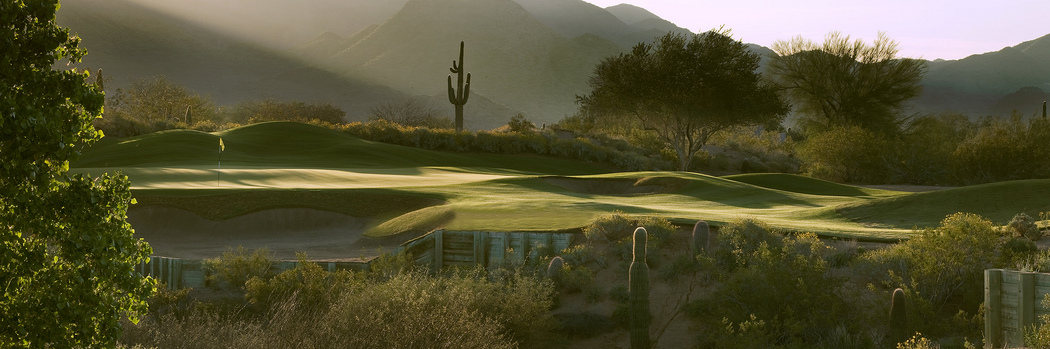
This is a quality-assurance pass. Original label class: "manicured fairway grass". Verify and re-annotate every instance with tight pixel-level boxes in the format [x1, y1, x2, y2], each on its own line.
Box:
[74, 122, 1050, 242]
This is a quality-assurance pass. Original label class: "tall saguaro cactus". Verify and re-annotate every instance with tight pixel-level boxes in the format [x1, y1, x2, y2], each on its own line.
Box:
[889, 288, 908, 346]
[447, 41, 471, 132]
[1043, 100, 1046, 118]
[630, 227, 650, 349]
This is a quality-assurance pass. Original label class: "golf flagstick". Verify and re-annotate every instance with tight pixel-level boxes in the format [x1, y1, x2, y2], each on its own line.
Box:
[218, 137, 224, 187]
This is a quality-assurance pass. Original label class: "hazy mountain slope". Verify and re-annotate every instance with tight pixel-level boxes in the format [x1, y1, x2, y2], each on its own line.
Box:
[915, 34, 1050, 115]
[122, 0, 407, 50]
[328, 0, 624, 122]
[605, 3, 691, 34]
[57, 0, 518, 129]
[512, 0, 636, 44]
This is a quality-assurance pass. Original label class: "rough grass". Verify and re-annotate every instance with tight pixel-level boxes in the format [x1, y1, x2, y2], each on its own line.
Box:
[836, 179, 1050, 228]
[364, 205, 455, 238]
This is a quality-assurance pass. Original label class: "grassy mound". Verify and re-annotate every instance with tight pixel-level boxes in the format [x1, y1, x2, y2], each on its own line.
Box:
[75, 122, 609, 175]
[364, 205, 456, 238]
[837, 179, 1050, 228]
[542, 175, 690, 196]
[724, 173, 894, 197]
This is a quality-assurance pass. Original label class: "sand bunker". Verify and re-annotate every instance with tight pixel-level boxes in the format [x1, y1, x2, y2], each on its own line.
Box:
[543, 176, 689, 196]
[128, 206, 397, 261]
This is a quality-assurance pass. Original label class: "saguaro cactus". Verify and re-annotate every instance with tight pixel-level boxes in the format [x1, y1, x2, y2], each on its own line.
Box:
[630, 227, 650, 349]
[95, 68, 104, 91]
[547, 256, 564, 282]
[447, 41, 471, 132]
[889, 288, 908, 346]
[1043, 100, 1046, 118]
[691, 220, 710, 257]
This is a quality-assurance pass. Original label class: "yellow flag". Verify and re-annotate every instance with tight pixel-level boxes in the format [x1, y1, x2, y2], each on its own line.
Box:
[219, 138, 225, 152]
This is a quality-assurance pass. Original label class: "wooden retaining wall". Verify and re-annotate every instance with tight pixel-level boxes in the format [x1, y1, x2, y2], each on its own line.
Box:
[137, 230, 575, 290]
[397, 230, 575, 269]
[136, 256, 370, 290]
[984, 269, 1050, 348]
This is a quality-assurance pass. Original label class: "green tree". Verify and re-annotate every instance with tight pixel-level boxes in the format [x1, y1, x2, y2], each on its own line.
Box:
[768, 31, 925, 135]
[1, 1, 154, 346]
[577, 29, 788, 171]
[106, 75, 218, 126]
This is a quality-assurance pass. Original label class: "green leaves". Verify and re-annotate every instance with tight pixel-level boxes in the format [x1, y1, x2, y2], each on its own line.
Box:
[1, 1, 153, 347]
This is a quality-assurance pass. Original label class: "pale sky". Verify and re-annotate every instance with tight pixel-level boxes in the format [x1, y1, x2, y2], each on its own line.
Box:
[586, 0, 1050, 61]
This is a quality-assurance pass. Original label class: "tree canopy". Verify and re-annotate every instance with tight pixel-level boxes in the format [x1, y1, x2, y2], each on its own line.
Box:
[1, 1, 154, 346]
[577, 29, 788, 171]
[768, 31, 926, 135]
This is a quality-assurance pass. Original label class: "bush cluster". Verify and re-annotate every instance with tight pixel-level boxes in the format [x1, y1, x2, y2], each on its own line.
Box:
[692, 219, 856, 348]
[321, 120, 671, 172]
[798, 113, 1050, 185]
[122, 252, 557, 349]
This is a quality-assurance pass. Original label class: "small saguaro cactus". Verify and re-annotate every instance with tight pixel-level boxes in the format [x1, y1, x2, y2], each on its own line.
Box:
[889, 288, 908, 346]
[447, 41, 471, 132]
[547, 256, 564, 282]
[1043, 100, 1046, 118]
[184, 105, 192, 125]
[95, 68, 104, 91]
[629, 227, 650, 349]
[691, 220, 710, 257]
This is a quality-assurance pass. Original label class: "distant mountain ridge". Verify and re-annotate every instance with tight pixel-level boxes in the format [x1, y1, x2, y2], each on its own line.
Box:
[915, 33, 1050, 116]
[58, 0, 1050, 130]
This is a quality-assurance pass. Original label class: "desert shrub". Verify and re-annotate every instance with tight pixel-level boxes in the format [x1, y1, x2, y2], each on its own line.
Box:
[887, 113, 972, 185]
[691, 229, 851, 347]
[797, 125, 889, 183]
[708, 125, 799, 174]
[558, 265, 596, 294]
[858, 212, 1000, 338]
[1024, 294, 1050, 349]
[119, 307, 272, 349]
[1010, 212, 1042, 240]
[203, 247, 275, 293]
[709, 218, 784, 272]
[637, 215, 675, 248]
[148, 284, 192, 318]
[584, 211, 634, 241]
[560, 244, 607, 269]
[896, 334, 938, 349]
[123, 267, 556, 349]
[951, 115, 1050, 184]
[507, 113, 536, 133]
[244, 253, 360, 312]
[1000, 237, 1039, 267]
[367, 250, 417, 282]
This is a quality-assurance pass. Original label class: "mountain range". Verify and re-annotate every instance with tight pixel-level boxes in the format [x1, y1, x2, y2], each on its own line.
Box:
[58, 0, 1050, 130]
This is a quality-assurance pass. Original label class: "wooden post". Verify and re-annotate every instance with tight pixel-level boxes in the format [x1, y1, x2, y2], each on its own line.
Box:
[173, 258, 182, 289]
[985, 269, 1003, 349]
[434, 230, 443, 270]
[473, 232, 487, 267]
[1019, 271, 1036, 345]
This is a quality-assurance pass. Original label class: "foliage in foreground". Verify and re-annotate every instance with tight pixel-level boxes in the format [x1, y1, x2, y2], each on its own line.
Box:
[120, 255, 557, 349]
[1, 1, 154, 346]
